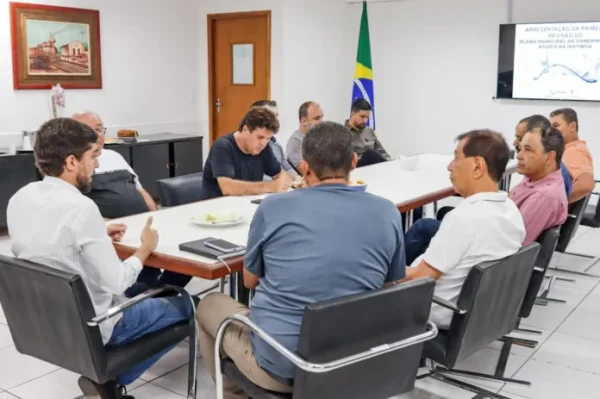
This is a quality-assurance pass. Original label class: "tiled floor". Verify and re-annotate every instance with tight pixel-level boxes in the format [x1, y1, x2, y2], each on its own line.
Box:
[1, 226, 600, 399]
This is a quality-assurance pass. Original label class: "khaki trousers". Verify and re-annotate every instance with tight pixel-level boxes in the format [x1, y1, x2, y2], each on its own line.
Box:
[196, 292, 293, 399]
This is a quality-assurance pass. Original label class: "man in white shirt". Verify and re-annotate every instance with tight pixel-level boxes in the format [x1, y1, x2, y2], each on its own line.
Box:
[402, 130, 525, 329]
[7, 118, 194, 399]
[73, 111, 192, 291]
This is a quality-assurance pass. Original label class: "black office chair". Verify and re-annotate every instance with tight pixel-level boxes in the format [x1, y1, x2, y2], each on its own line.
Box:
[581, 182, 600, 227]
[419, 243, 540, 399]
[491, 226, 561, 357]
[157, 172, 204, 207]
[549, 194, 598, 277]
[216, 279, 438, 399]
[0, 255, 198, 399]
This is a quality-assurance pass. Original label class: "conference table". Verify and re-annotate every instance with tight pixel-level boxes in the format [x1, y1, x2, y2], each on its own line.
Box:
[110, 153, 517, 301]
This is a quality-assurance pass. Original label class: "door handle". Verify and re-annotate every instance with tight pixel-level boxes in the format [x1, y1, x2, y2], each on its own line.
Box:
[216, 98, 222, 113]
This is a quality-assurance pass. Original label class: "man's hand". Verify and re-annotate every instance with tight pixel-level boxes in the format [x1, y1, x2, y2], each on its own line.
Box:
[273, 173, 292, 193]
[140, 216, 159, 253]
[107, 223, 127, 242]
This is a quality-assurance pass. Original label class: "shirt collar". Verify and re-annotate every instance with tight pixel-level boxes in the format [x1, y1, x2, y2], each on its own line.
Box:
[464, 191, 508, 204]
[521, 168, 562, 188]
[566, 139, 586, 149]
[344, 120, 361, 133]
[43, 176, 82, 194]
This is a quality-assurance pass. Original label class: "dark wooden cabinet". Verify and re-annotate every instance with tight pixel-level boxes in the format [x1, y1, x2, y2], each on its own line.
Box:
[0, 153, 38, 228]
[0, 134, 203, 228]
[132, 143, 170, 198]
[173, 139, 203, 176]
[111, 146, 131, 166]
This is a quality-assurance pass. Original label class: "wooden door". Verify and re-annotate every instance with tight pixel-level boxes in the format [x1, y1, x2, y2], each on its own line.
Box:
[208, 11, 271, 143]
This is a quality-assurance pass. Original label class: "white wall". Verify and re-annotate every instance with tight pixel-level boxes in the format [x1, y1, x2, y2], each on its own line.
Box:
[361, 0, 600, 169]
[0, 0, 201, 150]
[197, 0, 355, 150]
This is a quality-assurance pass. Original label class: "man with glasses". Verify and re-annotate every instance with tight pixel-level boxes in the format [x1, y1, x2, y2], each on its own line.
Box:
[73, 111, 192, 292]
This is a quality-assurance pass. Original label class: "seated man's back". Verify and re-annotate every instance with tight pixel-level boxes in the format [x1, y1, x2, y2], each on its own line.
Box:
[8, 177, 135, 342]
[404, 130, 525, 330]
[419, 192, 524, 327]
[247, 184, 404, 378]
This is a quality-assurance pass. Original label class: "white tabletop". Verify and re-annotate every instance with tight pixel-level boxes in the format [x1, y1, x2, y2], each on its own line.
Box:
[109, 153, 517, 270]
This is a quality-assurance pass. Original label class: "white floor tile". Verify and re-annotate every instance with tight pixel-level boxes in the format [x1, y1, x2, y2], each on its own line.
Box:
[557, 307, 600, 342]
[0, 346, 59, 390]
[487, 325, 553, 358]
[129, 383, 186, 398]
[549, 269, 600, 291]
[0, 392, 20, 399]
[445, 347, 528, 392]
[152, 361, 215, 398]
[520, 301, 575, 331]
[532, 332, 600, 375]
[0, 325, 13, 350]
[8, 369, 81, 399]
[140, 341, 190, 382]
[501, 359, 600, 399]
[561, 228, 600, 258]
[538, 279, 592, 306]
[394, 376, 476, 399]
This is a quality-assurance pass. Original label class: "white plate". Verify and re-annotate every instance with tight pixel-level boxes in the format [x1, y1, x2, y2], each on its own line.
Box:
[190, 215, 245, 227]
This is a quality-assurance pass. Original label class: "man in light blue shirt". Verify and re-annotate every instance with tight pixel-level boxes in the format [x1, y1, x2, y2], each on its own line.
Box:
[196, 121, 405, 397]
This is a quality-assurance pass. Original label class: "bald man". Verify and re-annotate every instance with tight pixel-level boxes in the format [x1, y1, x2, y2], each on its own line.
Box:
[73, 111, 192, 292]
[72, 111, 157, 215]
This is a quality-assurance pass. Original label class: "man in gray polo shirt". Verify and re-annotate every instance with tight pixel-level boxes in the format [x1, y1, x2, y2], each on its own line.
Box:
[196, 121, 405, 398]
[286, 101, 324, 171]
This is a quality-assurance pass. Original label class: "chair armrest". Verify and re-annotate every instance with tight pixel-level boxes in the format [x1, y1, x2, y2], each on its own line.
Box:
[87, 286, 190, 327]
[215, 313, 437, 376]
[432, 296, 467, 315]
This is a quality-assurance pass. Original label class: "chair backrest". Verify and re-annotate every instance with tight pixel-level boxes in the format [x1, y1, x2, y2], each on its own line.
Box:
[292, 278, 435, 399]
[556, 195, 591, 252]
[156, 172, 204, 207]
[520, 226, 560, 318]
[442, 243, 540, 366]
[0, 255, 106, 380]
[581, 194, 600, 228]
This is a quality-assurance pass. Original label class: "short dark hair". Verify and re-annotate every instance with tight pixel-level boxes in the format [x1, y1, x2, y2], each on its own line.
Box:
[250, 100, 277, 108]
[298, 101, 315, 121]
[238, 106, 280, 134]
[456, 129, 510, 182]
[351, 98, 372, 113]
[550, 108, 578, 131]
[302, 121, 354, 180]
[519, 114, 551, 131]
[525, 126, 565, 168]
[34, 118, 98, 177]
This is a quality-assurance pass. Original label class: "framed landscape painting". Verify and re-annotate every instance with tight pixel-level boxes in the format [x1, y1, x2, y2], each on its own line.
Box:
[10, 2, 102, 89]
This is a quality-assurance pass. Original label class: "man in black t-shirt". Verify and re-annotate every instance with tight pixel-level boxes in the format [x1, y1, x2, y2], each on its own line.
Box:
[201, 107, 292, 200]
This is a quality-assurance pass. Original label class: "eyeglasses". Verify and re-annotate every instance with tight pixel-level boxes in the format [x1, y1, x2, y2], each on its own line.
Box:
[95, 127, 107, 134]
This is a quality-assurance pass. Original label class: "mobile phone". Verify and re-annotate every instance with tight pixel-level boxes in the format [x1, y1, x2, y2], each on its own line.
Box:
[204, 238, 245, 253]
[251, 199, 262, 204]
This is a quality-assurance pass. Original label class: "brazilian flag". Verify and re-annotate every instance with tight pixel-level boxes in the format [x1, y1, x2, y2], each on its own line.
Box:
[352, 1, 375, 129]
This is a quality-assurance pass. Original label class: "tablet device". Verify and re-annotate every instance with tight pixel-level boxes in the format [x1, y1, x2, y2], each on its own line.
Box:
[179, 237, 245, 260]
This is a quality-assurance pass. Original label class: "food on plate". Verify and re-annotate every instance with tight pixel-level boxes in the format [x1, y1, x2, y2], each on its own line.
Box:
[197, 212, 241, 223]
[349, 179, 365, 186]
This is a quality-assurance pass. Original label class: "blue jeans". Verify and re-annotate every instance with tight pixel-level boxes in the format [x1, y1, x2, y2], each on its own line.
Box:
[405, 218, 442, 266]
[106, 295, 194, 386]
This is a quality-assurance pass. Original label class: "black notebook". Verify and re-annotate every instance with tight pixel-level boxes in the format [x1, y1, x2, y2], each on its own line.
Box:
[179, 238, 245, 260]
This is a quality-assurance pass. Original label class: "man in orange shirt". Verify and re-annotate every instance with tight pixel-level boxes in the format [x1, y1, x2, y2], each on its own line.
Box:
[550, 108, 595, 203]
